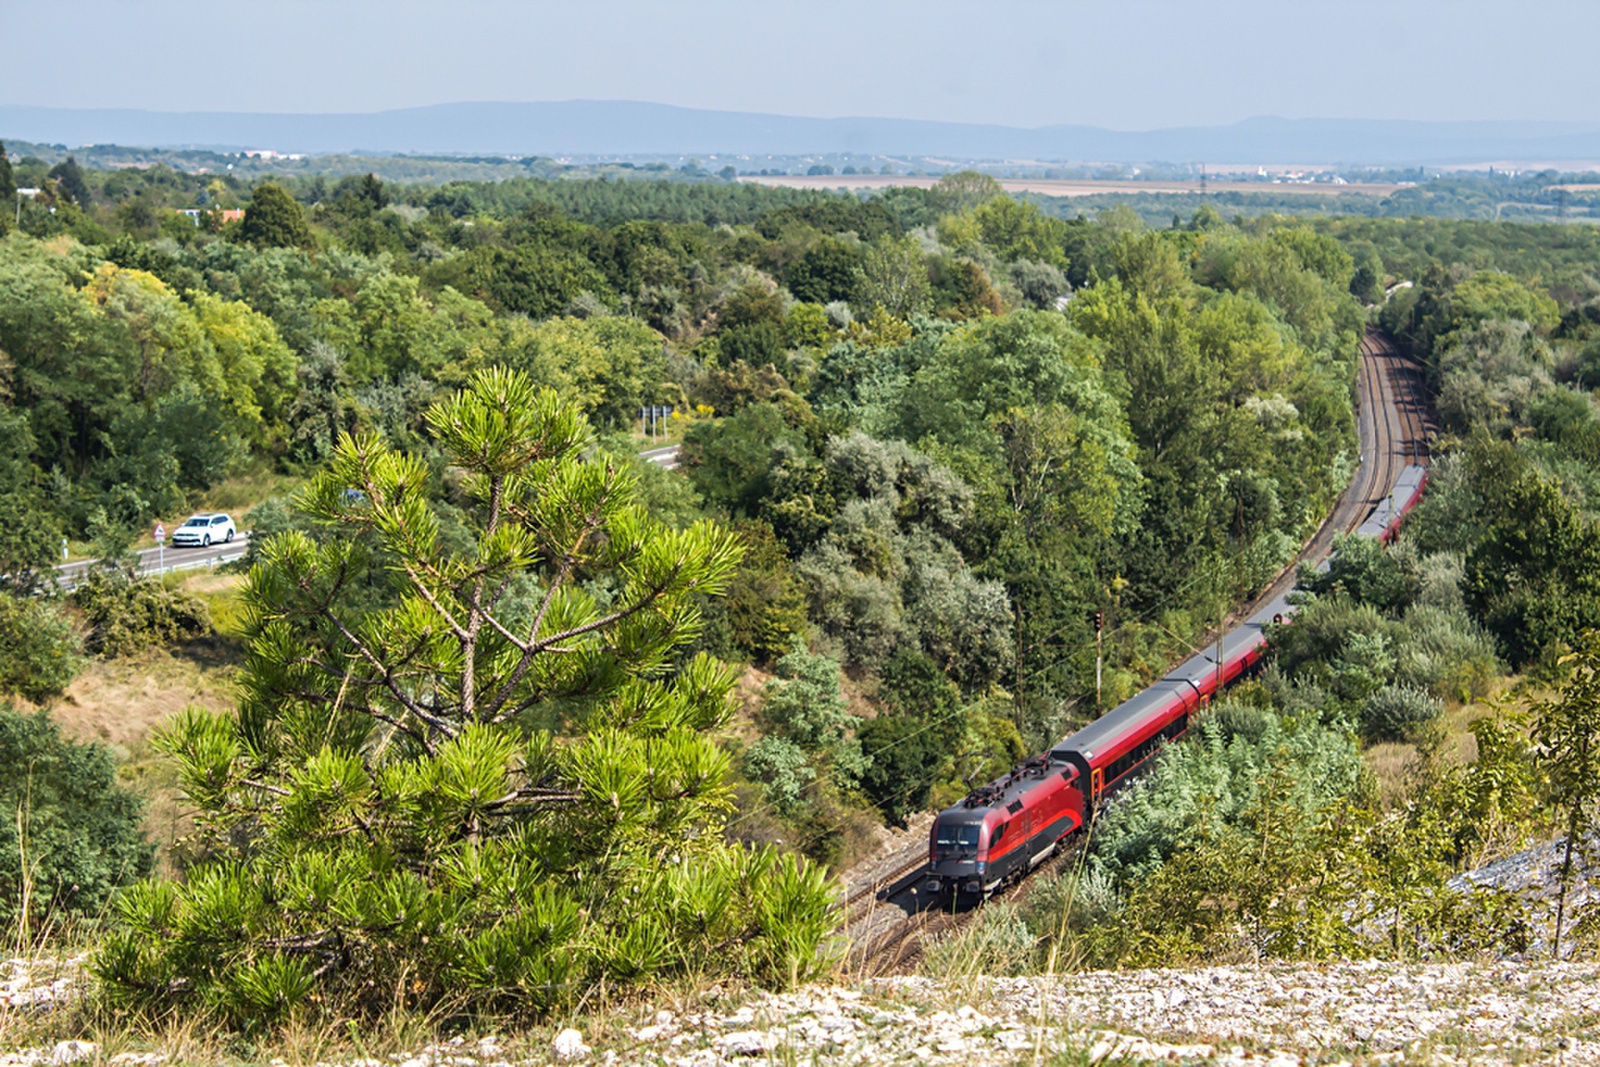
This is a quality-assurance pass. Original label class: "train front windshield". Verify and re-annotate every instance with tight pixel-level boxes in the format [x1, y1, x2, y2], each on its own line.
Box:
[935, 821, 982, 852]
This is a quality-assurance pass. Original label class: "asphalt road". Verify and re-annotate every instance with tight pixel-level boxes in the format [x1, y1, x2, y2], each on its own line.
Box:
[640, 445, 680, 470]
[56, 533, 252, 588]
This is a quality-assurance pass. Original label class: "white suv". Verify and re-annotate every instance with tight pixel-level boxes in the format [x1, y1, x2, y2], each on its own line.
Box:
[171, 513, 236, 548]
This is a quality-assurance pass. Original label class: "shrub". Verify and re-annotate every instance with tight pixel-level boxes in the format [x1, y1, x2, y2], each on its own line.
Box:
[74, 571, 210, 657]
[0, 707, 153, 931]
[1361, 684, 1444, 742]
[743, 736, 815, 814]
[1395, 603, 1502, 702]
[0, 595, 82, 703]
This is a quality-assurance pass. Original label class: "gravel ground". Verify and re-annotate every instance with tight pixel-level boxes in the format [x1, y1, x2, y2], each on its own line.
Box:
[7, 956, 1600, 1066]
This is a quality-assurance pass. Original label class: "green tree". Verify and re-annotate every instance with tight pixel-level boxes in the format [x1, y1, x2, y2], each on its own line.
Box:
[855, 233, 931, 318]
[0, 708, 153, 935]
[97, 368, 835, 1025]
[505, 315, 668, 429]
[236, 183, 315, 250]
[1464, 474, 1600, 667]
[0, 142, 15, 204]
[1532, 630, 1600, 957]
[47, 156, 90, 208]
[929, 170, 1004, 215]
[0, 597, 82, 704]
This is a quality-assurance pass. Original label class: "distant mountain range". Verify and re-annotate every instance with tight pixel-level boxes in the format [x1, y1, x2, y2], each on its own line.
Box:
[4, 102, 1600, 166]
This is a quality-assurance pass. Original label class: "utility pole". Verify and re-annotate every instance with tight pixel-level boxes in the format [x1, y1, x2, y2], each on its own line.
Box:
[1088, 609, 1105, 715]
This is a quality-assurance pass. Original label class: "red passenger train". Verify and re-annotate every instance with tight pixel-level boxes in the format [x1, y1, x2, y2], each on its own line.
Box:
[924, 464, 1428, 899]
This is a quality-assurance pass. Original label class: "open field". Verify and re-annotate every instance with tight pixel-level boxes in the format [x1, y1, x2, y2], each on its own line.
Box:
[737, 174, 1406, 198]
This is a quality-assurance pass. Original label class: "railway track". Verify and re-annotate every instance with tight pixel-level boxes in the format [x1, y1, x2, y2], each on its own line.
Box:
[840, 327, 1435, 977]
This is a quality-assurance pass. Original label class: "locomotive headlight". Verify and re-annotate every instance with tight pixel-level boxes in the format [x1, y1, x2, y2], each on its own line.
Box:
[977, 861, 986, 874]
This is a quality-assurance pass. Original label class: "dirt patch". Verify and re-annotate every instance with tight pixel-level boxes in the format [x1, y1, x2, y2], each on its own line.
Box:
[46, 645, 239, 749]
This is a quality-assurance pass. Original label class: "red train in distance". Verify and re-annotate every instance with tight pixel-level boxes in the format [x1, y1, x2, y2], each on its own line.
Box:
[925, 464, 1428, 899]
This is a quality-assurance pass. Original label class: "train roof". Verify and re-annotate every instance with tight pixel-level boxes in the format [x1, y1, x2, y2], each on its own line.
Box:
[1049, 679, 1195, 763]
[1355, 463, 1427, 539]
[941, 755, 1075, 819]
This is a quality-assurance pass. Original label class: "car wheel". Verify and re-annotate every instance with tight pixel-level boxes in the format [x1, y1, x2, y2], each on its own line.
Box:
[226, 530, 234, 543]
[203, 535, 211, 547]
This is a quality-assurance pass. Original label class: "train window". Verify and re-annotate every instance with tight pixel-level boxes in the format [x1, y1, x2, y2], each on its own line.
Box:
[992, 822, 1008, 846]
[935, 821, 981, 849]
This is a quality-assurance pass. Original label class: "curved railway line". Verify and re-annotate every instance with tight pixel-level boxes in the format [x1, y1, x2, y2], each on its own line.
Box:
[841, 326, 1435, 976]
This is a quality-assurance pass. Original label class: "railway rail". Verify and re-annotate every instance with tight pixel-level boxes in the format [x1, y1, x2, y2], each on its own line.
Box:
[842, 327, 1434, 976]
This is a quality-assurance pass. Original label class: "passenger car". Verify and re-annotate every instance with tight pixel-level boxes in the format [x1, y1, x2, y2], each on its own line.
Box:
[170, 513, 236, 547]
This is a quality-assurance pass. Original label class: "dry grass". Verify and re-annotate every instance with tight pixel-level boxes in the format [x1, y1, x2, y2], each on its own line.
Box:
[32, 573, 248, 870]
[41, 644, 238, 871]
[46, 646, 237, 751]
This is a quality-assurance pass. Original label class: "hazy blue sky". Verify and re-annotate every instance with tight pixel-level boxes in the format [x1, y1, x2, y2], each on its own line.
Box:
[4, 0, 1595, 128]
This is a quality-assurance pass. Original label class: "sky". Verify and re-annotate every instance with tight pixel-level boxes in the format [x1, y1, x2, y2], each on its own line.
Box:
[4, 0, 1597, 129]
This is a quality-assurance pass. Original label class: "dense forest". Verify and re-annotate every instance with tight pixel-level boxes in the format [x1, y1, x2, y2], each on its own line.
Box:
[3, 140, 1600, 1022]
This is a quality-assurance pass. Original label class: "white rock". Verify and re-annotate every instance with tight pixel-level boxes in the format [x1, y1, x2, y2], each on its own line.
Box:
[551, 1028, 590, 1062]
[49, 1043, 96, 1066]
[715, 1030, 776, 1056]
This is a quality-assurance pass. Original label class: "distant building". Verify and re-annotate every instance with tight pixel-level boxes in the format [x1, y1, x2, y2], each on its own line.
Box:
[177, 207, 246, 227]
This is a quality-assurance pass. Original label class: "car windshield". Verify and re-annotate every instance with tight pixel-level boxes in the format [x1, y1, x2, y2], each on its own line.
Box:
[181, 518, 206, 528]
[935, 821, 981, 849]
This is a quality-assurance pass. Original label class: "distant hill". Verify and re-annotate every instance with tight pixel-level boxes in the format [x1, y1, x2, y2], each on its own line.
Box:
[5, 101, 1600, 165]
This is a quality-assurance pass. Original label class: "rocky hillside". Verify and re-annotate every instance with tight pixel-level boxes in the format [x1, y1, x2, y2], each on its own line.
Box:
[4, 956, 1599, 1065]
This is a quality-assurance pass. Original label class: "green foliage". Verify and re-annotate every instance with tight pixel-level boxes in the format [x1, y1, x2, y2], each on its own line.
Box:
[1084, 711, 1363, 888]
[48, 157, 91, 207]
[1300, 533, 1418, 616]
[857, 712, 943, 828]
[0, 595, 82, 704]
[0, 706, 153, 931]
[1029, 701, 1533, 968]
[1360, 684, 1443, 742]
[74, 572, 211, 658]
[96, 370, 835, 1026]
[743, 737, 815, 815]
[855, 234, 930, 318]
[1465, 473, 1600, 667]
[236, 183, 315, 250]
[794, 435, 1013, 686]
[1531, 630, 1600, 956]
[0, 142, 14, 204]
[759, 641, 851, 753]
[718, 519, 809, 663]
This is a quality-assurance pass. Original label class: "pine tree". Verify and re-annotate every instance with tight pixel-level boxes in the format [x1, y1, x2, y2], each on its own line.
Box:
[0, 142, 15, 202]
[46, 156, 89, 207]
[236, 182, 315, 249]
[95, 369, 837, 1025]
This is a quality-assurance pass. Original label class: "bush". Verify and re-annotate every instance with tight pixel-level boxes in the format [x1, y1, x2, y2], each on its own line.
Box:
[74, 571, 210, 657]
[0, 707, 153, 931]
[0, 595, 82, 703]
[1361, 684, 1444, 742]
[1395, 603, 1502, 702]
